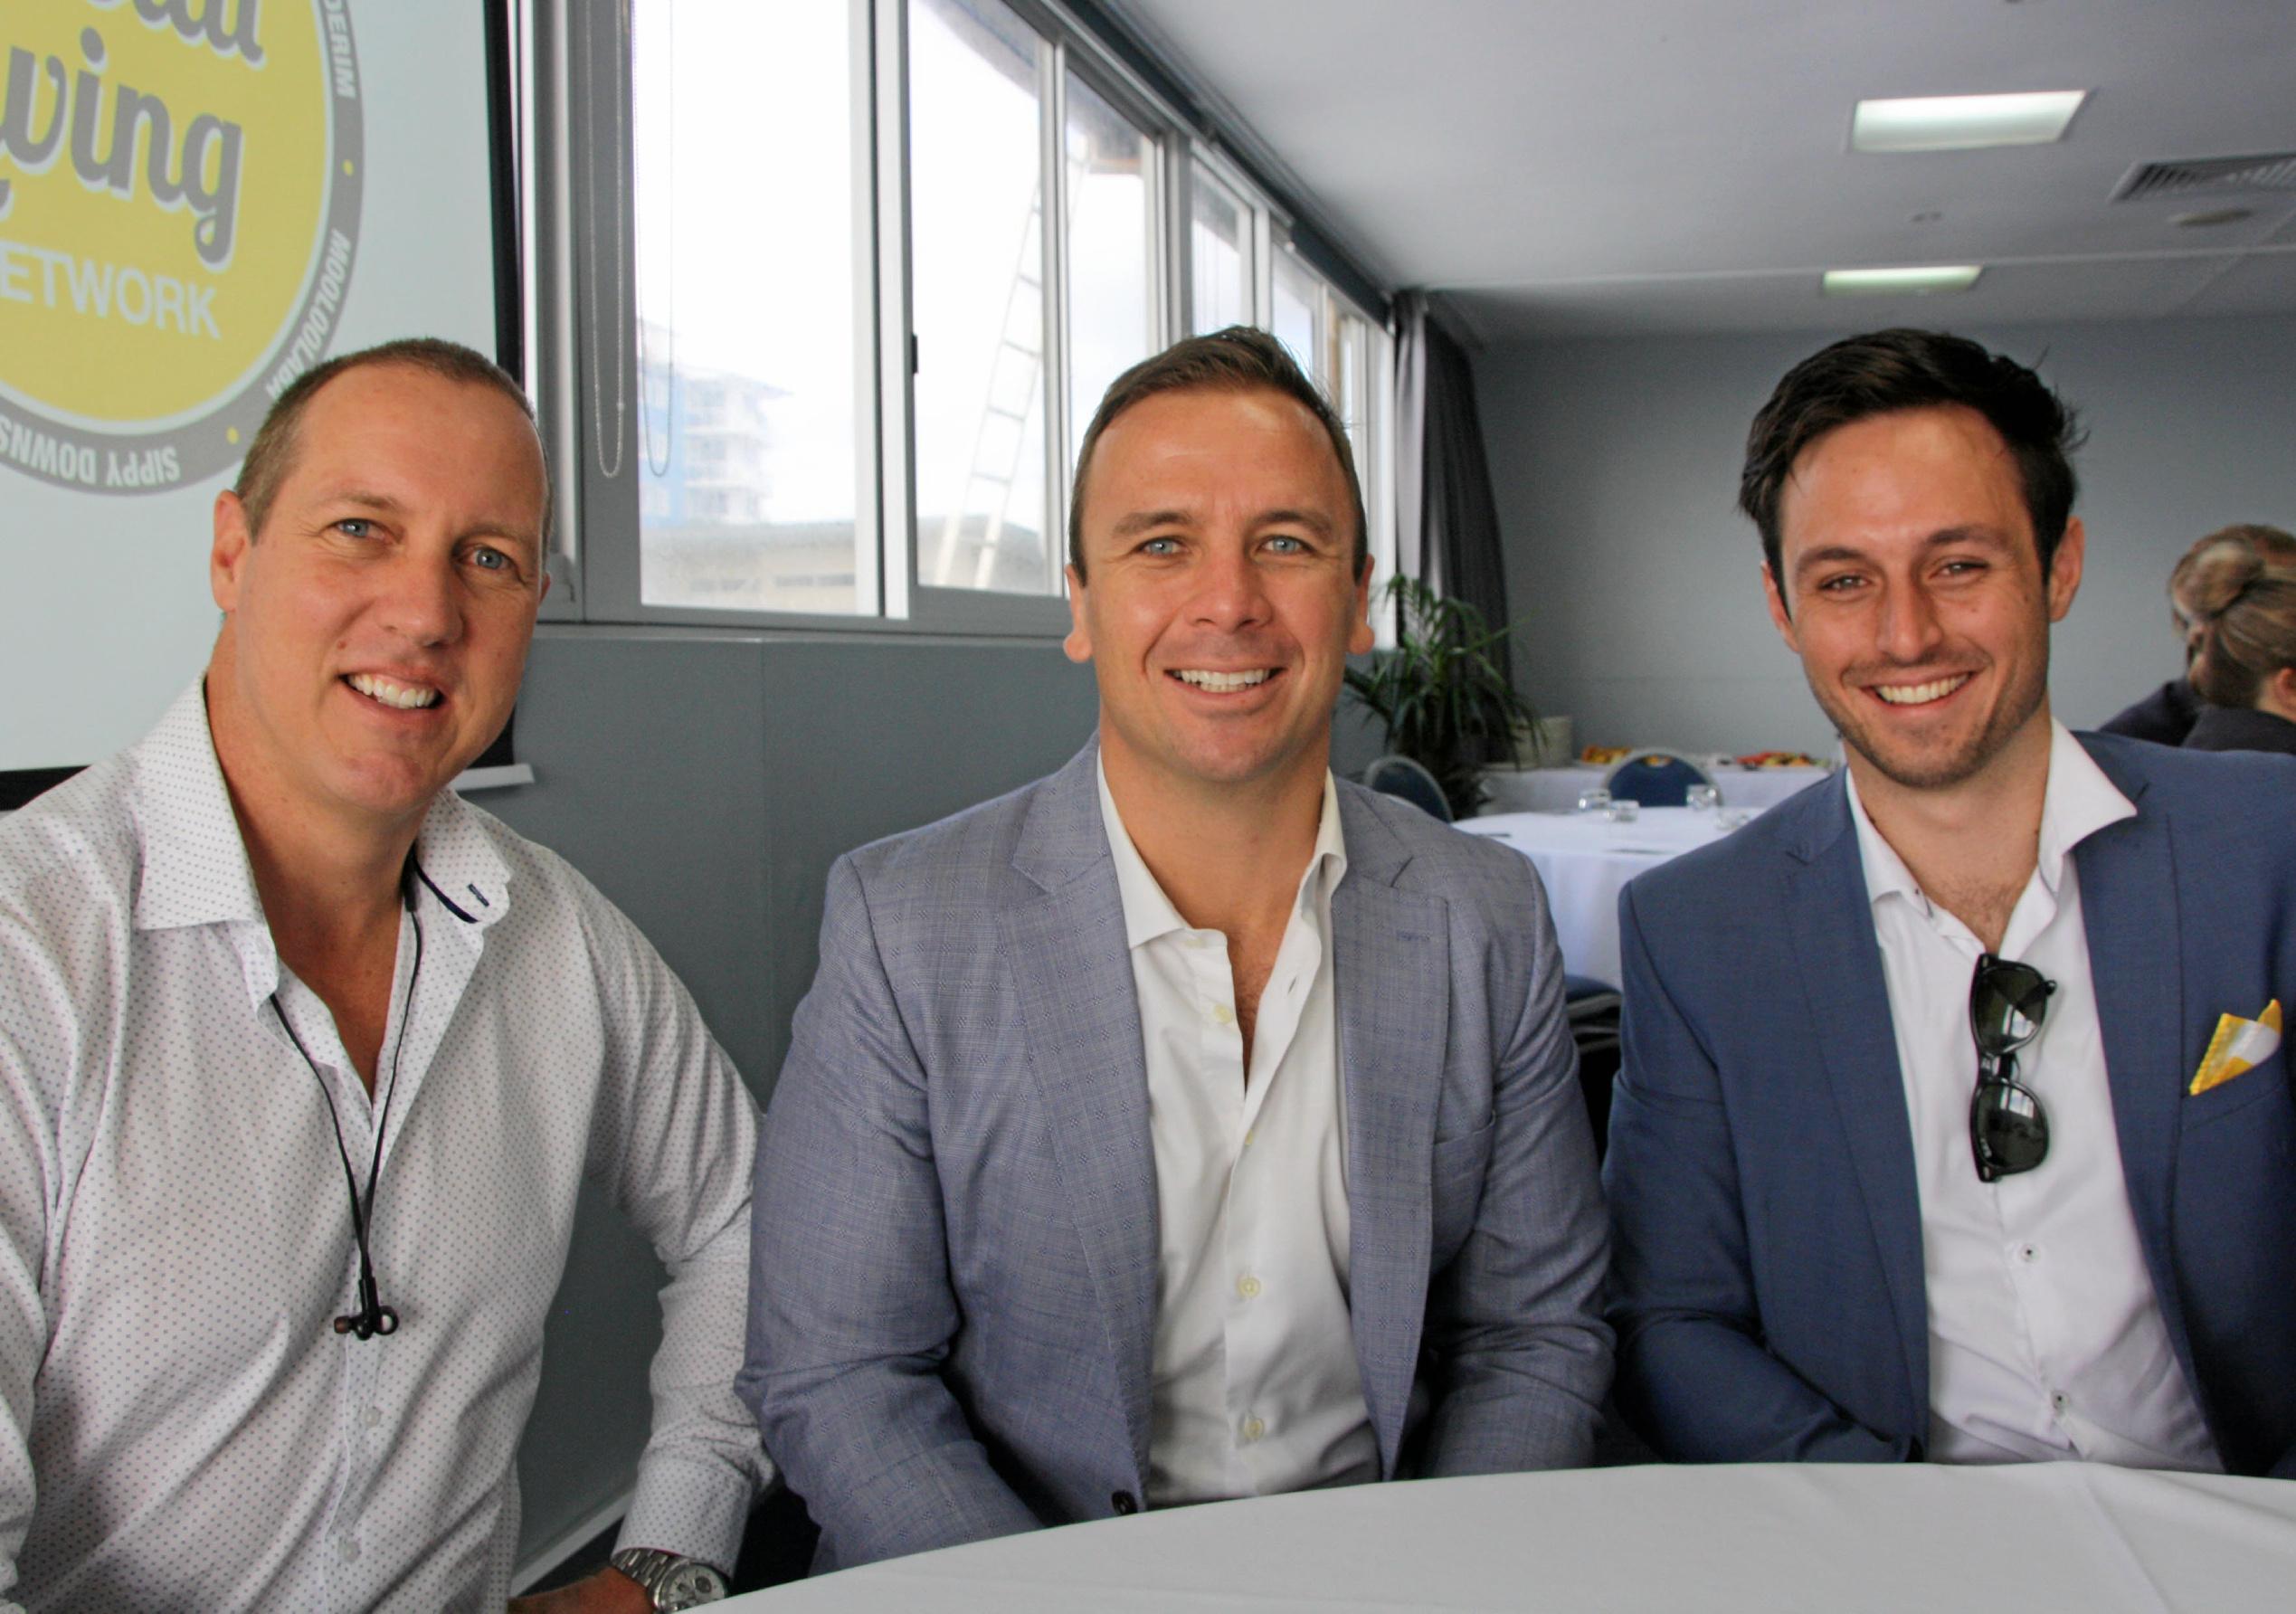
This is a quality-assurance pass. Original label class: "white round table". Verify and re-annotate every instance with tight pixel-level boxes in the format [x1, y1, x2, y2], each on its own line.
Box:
[728, 1462, 2296, 1612]
[1463, 807, 1743, 987]
[1482, 762, 1828, 815]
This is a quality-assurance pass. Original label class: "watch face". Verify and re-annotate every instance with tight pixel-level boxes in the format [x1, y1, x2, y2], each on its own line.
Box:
[658, 1561, 729, 1609]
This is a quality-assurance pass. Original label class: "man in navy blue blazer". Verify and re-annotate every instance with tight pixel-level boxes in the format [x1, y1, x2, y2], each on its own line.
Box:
[1604, 328, 2296, 1478]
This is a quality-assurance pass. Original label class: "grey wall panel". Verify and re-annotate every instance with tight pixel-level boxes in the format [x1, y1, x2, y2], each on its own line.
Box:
[1475, 315, 2296, 756]
[480, 627, 1098, 1568]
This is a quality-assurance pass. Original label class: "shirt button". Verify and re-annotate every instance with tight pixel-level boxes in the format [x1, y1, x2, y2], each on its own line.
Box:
[2018, 1245, 2039, 1265]
[1211, 1002, 1234, 1026]
[1237, 1274, 1263, 1300]
[2052, 1392, 2071, 1416]
[1240, 1416, 1267, 1443]
[363, 1405, 384, 1429]
[1242, 1128, 1257, 1149]
[337, 1537, 361, 1563]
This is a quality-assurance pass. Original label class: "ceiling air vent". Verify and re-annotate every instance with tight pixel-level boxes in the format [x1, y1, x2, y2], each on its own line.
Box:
[2112, 153, 2296, 202]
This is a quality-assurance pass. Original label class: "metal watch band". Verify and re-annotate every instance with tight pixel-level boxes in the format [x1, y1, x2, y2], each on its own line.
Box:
[609, 1546, 729, 1609]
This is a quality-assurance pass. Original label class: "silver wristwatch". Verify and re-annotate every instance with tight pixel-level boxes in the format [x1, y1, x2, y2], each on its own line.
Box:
[609, 1547, 729, 1609]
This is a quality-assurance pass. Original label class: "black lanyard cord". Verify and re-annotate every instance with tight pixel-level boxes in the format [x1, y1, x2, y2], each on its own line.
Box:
[270, 904, 424, 1342]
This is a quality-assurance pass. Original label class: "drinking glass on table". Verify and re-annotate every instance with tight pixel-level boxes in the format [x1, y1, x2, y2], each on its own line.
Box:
[1685, 784, 1720, 813]
[1607, 800, 1640, 823]
[1576, 787, 1612, 813]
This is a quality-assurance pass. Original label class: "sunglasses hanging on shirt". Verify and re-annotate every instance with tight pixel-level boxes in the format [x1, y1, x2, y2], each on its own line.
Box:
[1968, 953, 2057, 1182]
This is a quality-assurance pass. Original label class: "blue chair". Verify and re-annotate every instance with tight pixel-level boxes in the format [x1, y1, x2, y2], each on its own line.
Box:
[1361, 755, 1452, 822]
[1604, 749, 1718, 809]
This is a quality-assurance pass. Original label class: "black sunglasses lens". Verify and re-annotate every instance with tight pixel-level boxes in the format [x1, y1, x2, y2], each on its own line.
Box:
[1972, 1076, 2049, 1180]
[1971, 959, 2052, 1057]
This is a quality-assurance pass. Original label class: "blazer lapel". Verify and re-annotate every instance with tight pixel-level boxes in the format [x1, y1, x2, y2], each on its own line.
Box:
[1333, 791, 1450, 1476]
[1001, 748, 1159, 1486]
[2068, 752, 2196, 1373]
[1782, 783, 1931, 1431]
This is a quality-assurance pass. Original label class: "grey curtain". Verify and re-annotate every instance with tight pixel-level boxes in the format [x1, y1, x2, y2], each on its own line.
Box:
[1394, 291, 1510, 633]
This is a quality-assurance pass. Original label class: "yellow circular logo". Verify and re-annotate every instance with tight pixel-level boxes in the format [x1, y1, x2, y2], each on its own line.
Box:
[0, 0, 361, 492]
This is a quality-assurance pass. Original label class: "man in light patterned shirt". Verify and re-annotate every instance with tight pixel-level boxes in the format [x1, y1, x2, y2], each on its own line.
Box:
[745, 328, 1610, 1571]
[0, 339, 767, 1609]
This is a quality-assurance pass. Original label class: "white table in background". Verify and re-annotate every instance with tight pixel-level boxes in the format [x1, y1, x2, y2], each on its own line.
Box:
[728, 1462, 2296, 1612]
[1464, 807, 1741, 987]
[1482, 761, 1829, 815]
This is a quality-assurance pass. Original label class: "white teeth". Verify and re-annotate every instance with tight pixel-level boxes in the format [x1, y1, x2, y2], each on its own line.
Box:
[1874, 675, 1970, 706]
[1174, 669, 1272, 692]
[347, 672, 441, 710]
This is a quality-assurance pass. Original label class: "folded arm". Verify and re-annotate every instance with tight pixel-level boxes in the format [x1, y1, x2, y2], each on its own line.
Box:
[1604, 884, 1911, 1464]
[738, 859, 1038, 1568]
[1414, 873, 1611, 1476]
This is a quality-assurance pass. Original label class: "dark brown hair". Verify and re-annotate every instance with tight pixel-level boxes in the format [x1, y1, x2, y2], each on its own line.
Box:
[234, 337, 542, 538]
[1740, 328, 2084, 596]
[1067, 326, 1366, 580]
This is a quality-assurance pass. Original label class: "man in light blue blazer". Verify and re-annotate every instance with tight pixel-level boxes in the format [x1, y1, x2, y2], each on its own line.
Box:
[743, 329, 1609, 1570]
[1606, 328, 2296, 1478]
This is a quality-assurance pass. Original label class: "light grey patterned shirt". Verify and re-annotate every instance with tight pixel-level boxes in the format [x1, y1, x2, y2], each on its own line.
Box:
[0, 683, 768, 1610]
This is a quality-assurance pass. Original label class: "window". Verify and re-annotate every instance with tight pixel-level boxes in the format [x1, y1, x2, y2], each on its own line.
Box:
[1062, 71, 1158, 486]
[558, 0, 1384, 632]
[629, 0, 872, 617]
[908, 0, 1052, 596]
[1188, 163, 1252, 336]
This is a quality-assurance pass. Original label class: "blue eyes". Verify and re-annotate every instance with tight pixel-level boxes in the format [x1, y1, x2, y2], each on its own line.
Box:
[470, 547, 508, 572]
[1134, 535, 1312, 556]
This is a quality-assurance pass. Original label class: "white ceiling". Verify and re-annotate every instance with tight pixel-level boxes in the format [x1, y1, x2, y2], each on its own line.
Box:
[1102, 0, 2296, 342]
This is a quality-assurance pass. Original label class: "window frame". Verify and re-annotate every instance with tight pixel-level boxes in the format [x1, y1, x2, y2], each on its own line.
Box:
[533, 0, 1381, 641]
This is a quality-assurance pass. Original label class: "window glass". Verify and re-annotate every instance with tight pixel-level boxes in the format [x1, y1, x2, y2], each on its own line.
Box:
[1270, 248, 1323, 384]
[1063, 71, 1157, 479]
[1189, 166, 1251, 334]
[909, 0, 1055, 595]
[632, 0, 867, 614]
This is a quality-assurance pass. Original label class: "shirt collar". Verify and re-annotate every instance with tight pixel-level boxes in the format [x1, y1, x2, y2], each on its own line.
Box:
[1095, 759, 1348, 951]
[1845, 717, 2136, 912]
[128, 679, 513, 938]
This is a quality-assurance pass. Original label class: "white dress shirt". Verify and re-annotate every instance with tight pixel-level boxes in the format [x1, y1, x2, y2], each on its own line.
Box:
[0, 684, 769, 1611]
[1096, 764, 1379, 1506]
[1847, 720, 2219, 1470]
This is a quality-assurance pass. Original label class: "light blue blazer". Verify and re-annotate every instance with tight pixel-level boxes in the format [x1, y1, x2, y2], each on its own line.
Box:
[741, 744, 1610, 1570]
[1604, 733, 2296, 1477]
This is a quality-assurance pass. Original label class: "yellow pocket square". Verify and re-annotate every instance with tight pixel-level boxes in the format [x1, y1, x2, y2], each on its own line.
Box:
[2190, 1001, 2282, 1096]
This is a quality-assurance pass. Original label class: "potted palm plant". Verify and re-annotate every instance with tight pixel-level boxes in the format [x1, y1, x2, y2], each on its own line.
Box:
[1344, 577, 1536, 819]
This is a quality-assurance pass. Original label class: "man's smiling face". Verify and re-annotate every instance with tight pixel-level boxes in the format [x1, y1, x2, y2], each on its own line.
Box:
[1764, 404, 2083, 793]
[1064, 384, 1372, 802]
[206, 362, 550, 835]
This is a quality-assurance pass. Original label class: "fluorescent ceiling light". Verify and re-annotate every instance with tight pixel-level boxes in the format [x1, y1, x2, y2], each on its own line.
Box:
[1823, 266, 1983, 297]
[1852, 91, 2086, 153]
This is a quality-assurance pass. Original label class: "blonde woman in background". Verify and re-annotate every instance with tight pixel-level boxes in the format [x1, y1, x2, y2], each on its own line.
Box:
[2102, 522, 2296, 745]
[2180, 538, 2296, 758]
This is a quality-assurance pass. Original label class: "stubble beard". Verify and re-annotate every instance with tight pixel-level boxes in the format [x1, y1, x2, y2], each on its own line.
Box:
[1812, 652, 2051, 793]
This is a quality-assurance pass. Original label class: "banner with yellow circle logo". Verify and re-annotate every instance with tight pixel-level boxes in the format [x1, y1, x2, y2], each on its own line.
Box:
[3, 0, 498, 777]
[0, 0, 362, 492]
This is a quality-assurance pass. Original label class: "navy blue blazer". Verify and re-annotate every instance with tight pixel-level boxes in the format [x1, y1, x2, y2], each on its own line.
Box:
[1603, 733, 2296, 1477]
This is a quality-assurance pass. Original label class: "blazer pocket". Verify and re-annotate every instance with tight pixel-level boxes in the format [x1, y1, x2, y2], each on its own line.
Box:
[1428, 1120, 1496, 1260]
[2183, 1049, 2289, 1133]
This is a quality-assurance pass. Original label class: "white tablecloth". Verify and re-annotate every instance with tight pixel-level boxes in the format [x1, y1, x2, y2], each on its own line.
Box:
[731, 1462, 2296, 1612]
[1482, 761, 1829, 815]
[1464, 807, 1737, 987]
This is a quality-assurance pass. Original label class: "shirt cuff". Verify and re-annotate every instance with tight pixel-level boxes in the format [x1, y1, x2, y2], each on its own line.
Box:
[614, 1455, 756, 1576]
